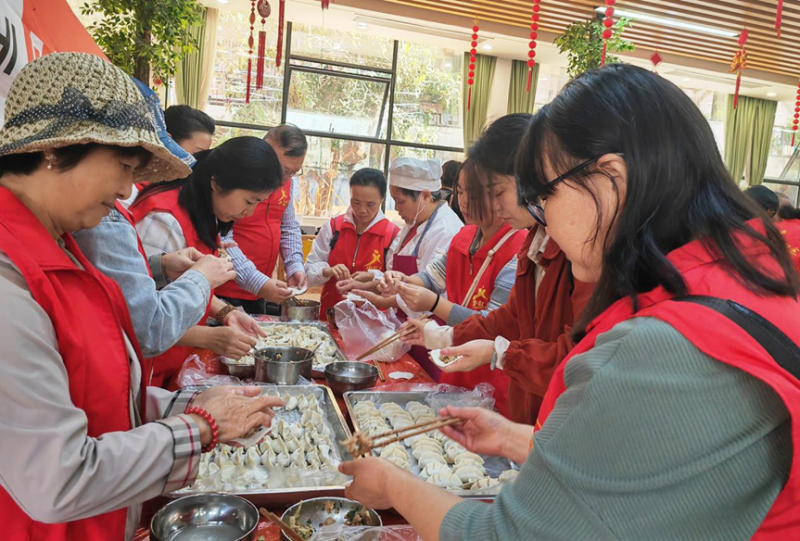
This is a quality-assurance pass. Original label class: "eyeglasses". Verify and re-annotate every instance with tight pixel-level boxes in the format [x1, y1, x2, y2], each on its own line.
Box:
[283, 168, 304, 180]
[525, 153, 623, 227]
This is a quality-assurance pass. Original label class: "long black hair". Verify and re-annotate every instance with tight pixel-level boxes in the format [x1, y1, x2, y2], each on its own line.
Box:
[164, 105, 215, 143]
[515, 64, 799, 338]
[137, 136, 283, 250]
[465, 113, 533, 223]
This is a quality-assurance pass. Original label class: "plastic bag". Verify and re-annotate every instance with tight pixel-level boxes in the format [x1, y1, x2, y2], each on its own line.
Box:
[309, 524, 421, 541]
[335, 300, 410, 363]
[177, 354, 243, 389]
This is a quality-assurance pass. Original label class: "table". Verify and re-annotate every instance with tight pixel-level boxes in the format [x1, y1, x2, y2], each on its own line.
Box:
[134, 322, 434, 540]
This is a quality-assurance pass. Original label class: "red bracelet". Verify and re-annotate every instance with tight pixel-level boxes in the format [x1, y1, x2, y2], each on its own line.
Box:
[184, 406, 219, 453]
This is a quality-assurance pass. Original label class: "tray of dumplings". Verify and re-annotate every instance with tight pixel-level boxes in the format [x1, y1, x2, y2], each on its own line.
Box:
[171, 384, 354, 506]
[343, 391, 520, 499]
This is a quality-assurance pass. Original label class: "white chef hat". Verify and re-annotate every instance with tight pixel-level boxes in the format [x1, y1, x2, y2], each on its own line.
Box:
[389, 157, 443, 192]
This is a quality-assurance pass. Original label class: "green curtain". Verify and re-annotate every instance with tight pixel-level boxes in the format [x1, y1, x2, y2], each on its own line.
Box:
[175, 8, 218, 109]
[507, 60, 539, 115]
[724, 95, 778, 186]
[463, 53, 497, 149]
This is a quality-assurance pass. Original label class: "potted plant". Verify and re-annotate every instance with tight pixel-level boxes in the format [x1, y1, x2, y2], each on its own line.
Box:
[555, 17, 635, 79]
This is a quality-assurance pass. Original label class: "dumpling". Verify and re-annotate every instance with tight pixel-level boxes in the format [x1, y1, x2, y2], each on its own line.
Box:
[290, 448, 305, 467]
[258, 440, 272, 454]
[306, 450, 321, 468]
[244, 447, 261, 467]
[270, 438, 287, 454]
[318, 444, 333, 462]
[276, 451, 291, 468]
[499, 470, 520, 483]
[301, 410, 324, 428]
[380, 445, 409, 460]
[444, 442, 467, 464]
[419, 462, 451, 480]
[454, 452, 484, 467]
[291, 423, 305, 441]
[426, 472, 462, 489]
[285, 437, 302, 453]
[412, 443, 444, 460]
[261, 448, 278, 467]
[384, 455, 411, 470]
[417, 451, 447, 469]
[411, 436, 442, 451]
[453, 464, 486, 483]
[284, 394, 298, 411]
[279, 420, 293, 441]
[205, 462, 220, 478]
[470, 477, 500, 491]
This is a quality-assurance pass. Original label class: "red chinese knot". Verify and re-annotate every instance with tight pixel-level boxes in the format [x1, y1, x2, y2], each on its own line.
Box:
[526, 0, 541, 92]
[467, 17, 479, 111]
[601, 0, 615, 66]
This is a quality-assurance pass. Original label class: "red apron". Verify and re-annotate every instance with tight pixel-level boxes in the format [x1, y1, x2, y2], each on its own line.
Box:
[216, 178, 293, 300]
[439, 224, 526, 418]
[320, 214, 399, 319]
[0, 187, 145, 541]
[536, 220, 800, 538]
[130, 188, 216, 388]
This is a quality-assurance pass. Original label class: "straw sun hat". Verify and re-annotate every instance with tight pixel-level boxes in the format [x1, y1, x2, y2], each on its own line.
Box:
[0, 52, 190, 182]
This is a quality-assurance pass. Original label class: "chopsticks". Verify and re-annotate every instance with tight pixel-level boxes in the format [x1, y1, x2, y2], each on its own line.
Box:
[260, 508, 305, 541]
[343, 416, 460, 457]
[355, 315, 431, 361]
[373, 360, 386, 382]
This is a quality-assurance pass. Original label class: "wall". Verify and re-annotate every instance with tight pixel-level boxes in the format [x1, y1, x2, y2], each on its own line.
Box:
[485, 57, 512, 125]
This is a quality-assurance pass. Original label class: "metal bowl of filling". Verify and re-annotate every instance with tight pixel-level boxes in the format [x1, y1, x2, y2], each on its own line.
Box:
[280, 497, 382, 541]
[324, 362, 378, 395]
[221, 357, 256, 379]
[254, 346, 314, 385]
[150, 494, 259, 541]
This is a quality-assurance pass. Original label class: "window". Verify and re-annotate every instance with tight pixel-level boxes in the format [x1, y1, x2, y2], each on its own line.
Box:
[765, 101, 797, 181]
[290, 23, 394, 70]
[533, 64, 569, 112]
[680, 88, 727, 155]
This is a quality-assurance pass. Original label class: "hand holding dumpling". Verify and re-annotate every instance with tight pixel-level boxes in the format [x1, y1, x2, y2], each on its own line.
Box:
[189, 386, 284, 445]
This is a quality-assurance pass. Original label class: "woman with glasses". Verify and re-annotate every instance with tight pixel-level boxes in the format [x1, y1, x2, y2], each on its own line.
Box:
[340, 64, 800, 539]
[401, 114, 594, 424]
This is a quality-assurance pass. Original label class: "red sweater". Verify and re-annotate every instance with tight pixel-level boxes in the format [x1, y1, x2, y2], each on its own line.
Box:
[453, 227, 594, 424]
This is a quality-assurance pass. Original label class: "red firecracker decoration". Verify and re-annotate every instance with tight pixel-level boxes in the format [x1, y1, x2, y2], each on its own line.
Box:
[730, 28, 749, 110]
[601, 0, 616, 66]
[246, 1, 256, 104]
[650, 50, 662, 72]
[321, 0, 331, 9]
[276, 0, 286, 67]
[255, 0, 271, 90]
[467, 17, 479, 111]
[526, 0, 541, 92]
[776, 0, 784, 37]
[792, 80, 800, 147]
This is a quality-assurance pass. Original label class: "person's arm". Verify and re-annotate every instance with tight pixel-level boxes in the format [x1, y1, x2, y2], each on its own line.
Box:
[279, 178, 306, 279]
[439, 318, 791, 540]
[221, 230, 270, 295]
[0, 257, 201, 523]
[73, 212, 211, 358]
[305, 220, 334, 287]
[445, 257, 517, 326]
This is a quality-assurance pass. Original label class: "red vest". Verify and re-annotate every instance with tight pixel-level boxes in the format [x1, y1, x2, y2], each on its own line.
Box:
[439, 224, 526, 418]
[216, 178, 293, 300]
[320, 214, 399, 318]
[0, 187, 144, 540]
[536, 220, 800, 537]
[130, 188, 217, 388]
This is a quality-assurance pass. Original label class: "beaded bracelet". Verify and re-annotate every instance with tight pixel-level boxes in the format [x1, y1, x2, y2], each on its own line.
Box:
[214, 304, 237, 324]
[185, 406, 219, 453]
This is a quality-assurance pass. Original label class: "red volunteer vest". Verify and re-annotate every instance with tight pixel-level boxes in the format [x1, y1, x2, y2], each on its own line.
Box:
[536, 220, 800, 538]
[216, 178, 293, 300]
[130, 188, 217, 388]
[320, 214, 399, 318]
[439, 224, 526, 418]
[0, 187, 145, 541]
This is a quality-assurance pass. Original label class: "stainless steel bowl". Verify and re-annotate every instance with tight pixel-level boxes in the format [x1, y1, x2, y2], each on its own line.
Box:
[254, 346, 314, 384]
[221, 357, 256, 379]
[150, 494, 258, 541]
[324, 362, 378, 395]
[280, 497, 382, 541]
[281, 300, 320, 322]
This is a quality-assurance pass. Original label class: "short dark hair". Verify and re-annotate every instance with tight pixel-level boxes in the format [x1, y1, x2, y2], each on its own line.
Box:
[745, 185, 779, 216]
[0, 143, 151, 177]
[350, 168, 387, 198]
[137, 136, 283, 250]
[266, 124, 308, 157]
[164, 105, 215, 143]
[399, 187, 443, 202]
[441, 160, 462, 190]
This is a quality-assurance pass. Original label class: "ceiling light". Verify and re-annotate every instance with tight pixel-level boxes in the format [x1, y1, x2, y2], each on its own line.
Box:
[540, 77, 548, 82]
[767, 92, 778, 97]
[358, 22, 369, 30]
[593, 7, 738, 38]
[482, 43, 493, 50]
[217, 0, 229, 4]
[444, 62, 452, 68]
[681, 77, 691, 82]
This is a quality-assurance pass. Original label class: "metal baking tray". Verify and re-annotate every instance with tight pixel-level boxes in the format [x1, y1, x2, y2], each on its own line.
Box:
[343, 390, 519, 500]
[170, 384, 353, 506]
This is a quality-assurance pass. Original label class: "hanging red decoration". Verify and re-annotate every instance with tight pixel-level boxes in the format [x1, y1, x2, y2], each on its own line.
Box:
[246, 0, 256, 104]
[601, 0, 616, 66]
[255, 0, 271, 90]
[776, 0, 784, 37]
[730, 28, 749, 110]
[526, 0, 541, 92]
[276, 0, 286, 68]
[792, 80, 800, 147]
[649, 51, 662, 72]
[467, 17, 479, 111]
[321, 0, 331, 9]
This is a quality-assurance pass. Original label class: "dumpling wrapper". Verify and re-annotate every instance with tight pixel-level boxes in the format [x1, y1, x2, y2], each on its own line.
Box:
[430, 349, 462, 369]
[499, 470, 520, 483]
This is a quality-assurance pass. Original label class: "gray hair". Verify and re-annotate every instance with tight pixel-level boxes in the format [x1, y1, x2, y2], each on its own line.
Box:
[265, 124, 308, 157]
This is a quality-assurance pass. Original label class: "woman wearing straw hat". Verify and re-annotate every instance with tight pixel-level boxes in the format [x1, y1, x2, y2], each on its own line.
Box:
[0, 52, 283, 540]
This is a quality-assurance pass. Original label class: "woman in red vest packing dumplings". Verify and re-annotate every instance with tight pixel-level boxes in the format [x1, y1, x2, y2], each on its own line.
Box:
[0, 52, 283, 541]
[305, 168, 399, 319]
[131, 136, 285, 387]
[340, 64, 800, 539]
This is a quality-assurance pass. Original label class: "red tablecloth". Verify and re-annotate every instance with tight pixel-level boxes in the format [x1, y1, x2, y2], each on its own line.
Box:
[134, 322, 433, 540]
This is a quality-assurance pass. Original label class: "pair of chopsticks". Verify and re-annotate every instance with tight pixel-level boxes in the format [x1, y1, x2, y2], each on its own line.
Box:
[355, 315, 431, 361]
[343, 415, 460, 457]
[260, 508, 305, 541]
